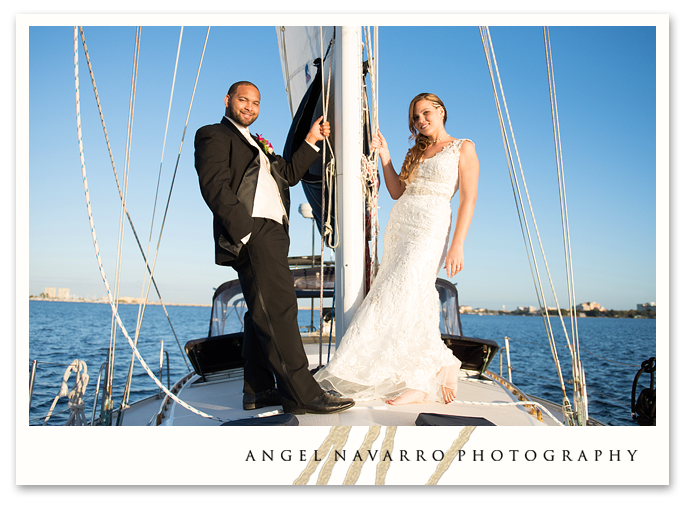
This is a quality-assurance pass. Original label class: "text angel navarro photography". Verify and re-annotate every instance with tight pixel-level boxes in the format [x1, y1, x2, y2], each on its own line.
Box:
[244, 448, 640, 463]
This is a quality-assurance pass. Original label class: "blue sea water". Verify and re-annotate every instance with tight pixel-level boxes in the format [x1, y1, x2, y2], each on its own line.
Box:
[460, 314, 657, 426]
[27, 300, 656, 426]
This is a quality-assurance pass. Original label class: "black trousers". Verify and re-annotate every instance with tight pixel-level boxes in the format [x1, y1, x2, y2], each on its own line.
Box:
[230, 218, 323, 410]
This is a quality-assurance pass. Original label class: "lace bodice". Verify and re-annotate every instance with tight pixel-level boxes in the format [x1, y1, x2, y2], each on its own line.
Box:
[404, 138, 468, 201]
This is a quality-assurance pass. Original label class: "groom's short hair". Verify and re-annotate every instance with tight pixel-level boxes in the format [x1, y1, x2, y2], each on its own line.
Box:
[227, 81, 260, 99]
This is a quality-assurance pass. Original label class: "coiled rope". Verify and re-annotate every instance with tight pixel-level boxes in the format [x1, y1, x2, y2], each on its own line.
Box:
[43, 360, 89, 426]
[75, 26, 228, 424]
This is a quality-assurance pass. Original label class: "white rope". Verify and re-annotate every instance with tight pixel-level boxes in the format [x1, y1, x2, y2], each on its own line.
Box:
[323, 157, 339, 249]
[78, 27, 190, 373]
[43, 360, 90, 426]
[318, 28, 337, 366]
[75, 26, 229, 424]
[319, 27, 326, 366]
[320, 31, 339, 251]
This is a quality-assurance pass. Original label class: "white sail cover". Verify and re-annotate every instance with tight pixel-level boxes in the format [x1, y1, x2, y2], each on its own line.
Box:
[276, 26, 336, 118]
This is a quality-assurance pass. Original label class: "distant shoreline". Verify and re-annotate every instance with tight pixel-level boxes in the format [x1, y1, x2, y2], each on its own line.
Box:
[28, 298, 212, 308]
[28, 297, 655, 317]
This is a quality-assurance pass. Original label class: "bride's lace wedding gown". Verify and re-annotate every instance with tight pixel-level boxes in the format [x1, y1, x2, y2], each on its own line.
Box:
[313, 138, 472, 402]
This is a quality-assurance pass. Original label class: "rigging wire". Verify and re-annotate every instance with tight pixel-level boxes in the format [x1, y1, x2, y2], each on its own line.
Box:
[74, 26, 229, 425]
[77, 27, 190, 376]
[120, 26, 211, 417]
[122, 26, 184, 412]
[543, 26, 588, 423]
[484, 27, 574, 355]
[114, 25, 140, 422]
[479, 26, 576, 424]
[103, 26, 141, 424]
[134, 27, 184, 341]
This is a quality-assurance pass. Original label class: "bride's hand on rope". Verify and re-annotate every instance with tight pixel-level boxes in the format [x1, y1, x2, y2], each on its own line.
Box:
[444, 244, 464, 278]
[306, 116, 330, 144]
[371, 129, 390, 164]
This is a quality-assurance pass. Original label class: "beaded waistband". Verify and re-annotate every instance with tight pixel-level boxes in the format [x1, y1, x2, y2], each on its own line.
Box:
[404, 185, 450, 200]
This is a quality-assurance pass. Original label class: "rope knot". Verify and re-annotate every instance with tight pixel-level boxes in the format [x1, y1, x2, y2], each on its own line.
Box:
[43, 359, 90, 425]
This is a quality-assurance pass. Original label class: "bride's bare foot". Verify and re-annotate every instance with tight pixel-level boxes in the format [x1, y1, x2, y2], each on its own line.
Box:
[385, 389, 427, 405]
[441, 385, 456, 404]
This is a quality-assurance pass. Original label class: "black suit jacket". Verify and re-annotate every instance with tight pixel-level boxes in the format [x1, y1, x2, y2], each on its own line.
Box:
[194, 117, 321, 265]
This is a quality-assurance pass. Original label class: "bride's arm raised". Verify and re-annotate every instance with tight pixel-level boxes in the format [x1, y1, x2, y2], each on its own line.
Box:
[372, 129, 406, 200]
[444, 140, 479, 278]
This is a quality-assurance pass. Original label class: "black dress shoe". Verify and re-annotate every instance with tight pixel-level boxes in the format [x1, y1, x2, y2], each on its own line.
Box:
[243, 388, 281, 410]
[283, 392, 355, 415]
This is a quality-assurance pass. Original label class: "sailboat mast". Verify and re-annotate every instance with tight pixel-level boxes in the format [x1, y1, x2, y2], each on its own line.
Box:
[334, 26, 365, 346]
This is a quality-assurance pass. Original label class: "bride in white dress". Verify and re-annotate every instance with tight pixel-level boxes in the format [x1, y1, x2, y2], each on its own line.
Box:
[313, 93, 479, 405]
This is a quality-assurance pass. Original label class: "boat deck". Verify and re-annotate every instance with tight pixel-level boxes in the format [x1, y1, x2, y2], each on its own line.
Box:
[119, 343, 565, 427]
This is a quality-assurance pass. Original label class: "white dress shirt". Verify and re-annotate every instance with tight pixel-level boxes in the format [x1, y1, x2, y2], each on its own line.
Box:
[226, 116, 319, 244]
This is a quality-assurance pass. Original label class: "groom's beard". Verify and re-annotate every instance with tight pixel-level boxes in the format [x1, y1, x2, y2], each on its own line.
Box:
[229, 108, 258, 127]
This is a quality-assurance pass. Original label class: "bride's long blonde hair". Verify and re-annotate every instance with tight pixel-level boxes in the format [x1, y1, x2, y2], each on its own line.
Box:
[398, 93, 448, 183]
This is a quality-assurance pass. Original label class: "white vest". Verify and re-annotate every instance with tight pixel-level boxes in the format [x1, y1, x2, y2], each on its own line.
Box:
[227, 116, 286, 226]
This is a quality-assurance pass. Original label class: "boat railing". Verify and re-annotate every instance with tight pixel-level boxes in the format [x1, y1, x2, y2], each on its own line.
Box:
[157, 341, 171, 399]
[30, 339, 173, 426]
[90, 361, 107, 425]
[28, 360, 38, 415]
[498, 336, 513, 383]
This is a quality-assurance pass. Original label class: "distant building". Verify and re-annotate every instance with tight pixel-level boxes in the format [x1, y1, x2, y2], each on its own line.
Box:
[118, 296, 146, 304]
[57, 288, 70, 300]
[459, 305, 473, 314]
[516, 306, 536, 313]
[43, 287, 56, 298]
[637, 302, 656, 312]
[576, 301, 606, 312]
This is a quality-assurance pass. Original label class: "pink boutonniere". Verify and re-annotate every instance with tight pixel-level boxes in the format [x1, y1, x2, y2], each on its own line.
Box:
[256, 134, 274, 155]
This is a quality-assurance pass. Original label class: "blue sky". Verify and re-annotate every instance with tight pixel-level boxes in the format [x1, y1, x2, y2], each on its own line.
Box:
[25, 21, 658, 310]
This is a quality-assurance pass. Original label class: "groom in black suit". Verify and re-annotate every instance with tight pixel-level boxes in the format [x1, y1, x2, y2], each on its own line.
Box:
[194, 81, 354, 415]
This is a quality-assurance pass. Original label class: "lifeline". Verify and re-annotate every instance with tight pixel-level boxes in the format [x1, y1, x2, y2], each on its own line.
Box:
[244, 449, 638, 463]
